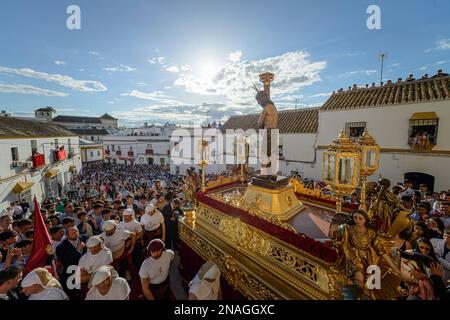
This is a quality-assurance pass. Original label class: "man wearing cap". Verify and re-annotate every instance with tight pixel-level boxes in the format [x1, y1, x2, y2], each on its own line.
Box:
[139, 239, 175, 300]
[120, 209, 144, 268]
[141, 204, 165, 245]
[21, 268, 68, 300]
[188, 261, 221, 300]
[101, 220, 136, 278]
[85, 265, 130, 300]
[78, 236, 113, 285]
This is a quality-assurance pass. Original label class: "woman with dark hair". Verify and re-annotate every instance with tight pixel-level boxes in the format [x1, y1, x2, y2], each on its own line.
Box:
[394, 228, 414, 251]
[426, 217, 445, 239]
[408, 221, 430, 247]
[400, 237, 441, 300]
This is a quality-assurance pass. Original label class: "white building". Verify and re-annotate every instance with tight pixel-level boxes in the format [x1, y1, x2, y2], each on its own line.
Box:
[80, 139, 104, 163]
[222, 70, 450, 192]
[52, 113, 118, 129]
[0, 117, 82, 212]
[102, 136, 171, 166]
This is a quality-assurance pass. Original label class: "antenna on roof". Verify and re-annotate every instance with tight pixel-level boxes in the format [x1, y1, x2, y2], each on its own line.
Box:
[295, 98, 298, 110]
[379, 52, 387, 85]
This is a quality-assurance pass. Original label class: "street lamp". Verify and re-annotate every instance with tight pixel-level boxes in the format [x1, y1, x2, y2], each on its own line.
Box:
[357, 129, 380, 211]
[197, 130, 210, 193]
[323, 130, 360, 212]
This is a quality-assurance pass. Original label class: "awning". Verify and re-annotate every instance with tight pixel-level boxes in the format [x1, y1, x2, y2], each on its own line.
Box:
[13, 181, 34, 194]
[410, 112, 438, 120]
[45, 169, 59, 178]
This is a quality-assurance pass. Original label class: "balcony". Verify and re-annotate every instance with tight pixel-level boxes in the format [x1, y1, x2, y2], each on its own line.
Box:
[54, 148, 67, 162]
[145, 149, 153, 155]
[32, 153, 46, 168]
[128, 151, 134, 157]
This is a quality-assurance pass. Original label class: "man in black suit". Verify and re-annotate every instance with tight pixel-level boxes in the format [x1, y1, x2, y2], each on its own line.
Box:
[161, 198, 183, 251]
[55, 227, 86, 299]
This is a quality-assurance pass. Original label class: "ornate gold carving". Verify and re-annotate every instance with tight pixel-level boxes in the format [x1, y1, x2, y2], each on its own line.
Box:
[206, 175, 239, 190]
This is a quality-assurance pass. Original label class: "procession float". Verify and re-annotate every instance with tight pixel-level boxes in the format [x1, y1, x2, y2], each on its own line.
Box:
[178, 73, 411, 300]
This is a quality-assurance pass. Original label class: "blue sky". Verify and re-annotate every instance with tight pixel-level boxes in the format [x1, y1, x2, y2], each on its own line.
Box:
[0, 0, 449, 126]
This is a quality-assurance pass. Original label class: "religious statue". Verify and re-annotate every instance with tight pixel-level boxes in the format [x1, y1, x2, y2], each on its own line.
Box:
[331, 209, 405, 300]
[254, 89, 279, 178]
[183, 168, 198, 206]
[367, 178, 410, 235]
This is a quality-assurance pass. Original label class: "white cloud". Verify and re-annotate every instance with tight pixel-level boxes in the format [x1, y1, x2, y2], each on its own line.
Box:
[436, 39, 450, 50]
[55, 60, 66, 66]
[0, 66, 107, 92]
[419, 66, 428, 71]
[148, 56, 166, 65]
[228, 50, 243, 63]
[165, 66, 180, 73]
[0, 83, 68, 96]
[389, 63, 400, 68]
[174, 50, 326, 105]
[308, 92, 332, 98]
[435, 60, 449, 65]
[343, 52, 366, 57]
[425, 48, 432, 53]
[136, 82, 148, 87]
[89, 51, 100, 56]
[103, 64, 137, 72]
[339, 69, 377, 78]
[121, 90, 184, 105]
[180, 64, 191, 71]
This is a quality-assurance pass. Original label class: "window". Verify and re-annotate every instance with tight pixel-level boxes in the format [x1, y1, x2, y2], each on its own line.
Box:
[147, 144, 153, 149]
[54, 139, 59, 149]
[11, 147, 19, 163]
[91, 136, 95, 141]
[409, 118, 439, 149]
[130, 146, 133, 151]
[31, 140, 38, 154]
[112, 145, 115, 151]
[279, 136, 284, 159]
[345, 122, 366, 140]
[90, 151, 94, 157]
[107, 145, 110, 151]
[160, 158, 165, 166]
[118, 146, 121, 151]
[97, 151, 101, 156]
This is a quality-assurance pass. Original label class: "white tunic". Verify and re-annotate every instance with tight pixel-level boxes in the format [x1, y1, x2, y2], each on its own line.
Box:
[28, 288, 69, 300]
[85, 277, 130, 300]
[100, 229, 131, 253]
[139, 250, 174, 284]
[78, 248, 114, 274]
[189, 274, 220, 300]
[140, 211, 164, 231]
[119, 220, 142, 234]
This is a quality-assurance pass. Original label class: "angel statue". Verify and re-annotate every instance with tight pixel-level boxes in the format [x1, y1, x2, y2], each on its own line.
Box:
[368, 178, 411, 236]
[183, 168, 198, 207]
[330, 209, 407, 300]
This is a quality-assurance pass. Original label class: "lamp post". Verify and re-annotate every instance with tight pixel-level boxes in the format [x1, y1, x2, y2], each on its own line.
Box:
[323, 130, 360, 212]
[357, 129, 380, 211]
[198, 130, 209, 193]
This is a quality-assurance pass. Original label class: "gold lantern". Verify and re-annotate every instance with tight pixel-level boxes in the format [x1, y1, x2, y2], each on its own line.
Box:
[357, 129, 380, 211]
[323, 130, 360, 212]
[236, 135, 248, 183]
[197, 136, 209, 193]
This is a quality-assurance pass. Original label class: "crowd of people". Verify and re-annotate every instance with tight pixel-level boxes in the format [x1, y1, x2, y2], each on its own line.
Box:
[0, 162, 449, 300]
[0, 163, 221, 300]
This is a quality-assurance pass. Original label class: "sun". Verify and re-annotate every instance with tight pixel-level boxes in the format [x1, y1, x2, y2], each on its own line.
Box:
[198, 61, 219, 82]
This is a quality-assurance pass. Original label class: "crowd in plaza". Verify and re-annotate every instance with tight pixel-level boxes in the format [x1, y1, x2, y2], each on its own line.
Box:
[0, 163, 221, 300]
[0, 162, 449, 300]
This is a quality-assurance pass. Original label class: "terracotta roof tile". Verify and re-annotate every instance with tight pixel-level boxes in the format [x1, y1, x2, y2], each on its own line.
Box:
[0, 117, 78, 138]
[321, 70, 450, 111]
[222, 107, 319, 134]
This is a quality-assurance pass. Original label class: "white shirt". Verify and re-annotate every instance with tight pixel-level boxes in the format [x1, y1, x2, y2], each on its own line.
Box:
[189, 274, 220, 300]
[139, 250, 174, 284]
[119, 220, 142, 234]
[78, 248, 113, 274]
[28, 288, 69, 300]
[85, 277, 130, 300]
[100, 229, 131, 253]
[140, 211, 164, 231]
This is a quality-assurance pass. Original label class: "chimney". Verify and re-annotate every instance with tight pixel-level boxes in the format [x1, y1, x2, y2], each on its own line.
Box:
[259, 72, 275, 99]
[371, 82, 376, 88]
[397, 78, 402, 84]
[365, 84, 369, 88]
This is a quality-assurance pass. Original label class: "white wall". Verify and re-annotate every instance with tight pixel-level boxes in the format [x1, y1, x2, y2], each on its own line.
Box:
[317, 100, 450, 149]
[81, 146, 104, 162]
[0, 136, 82, 211]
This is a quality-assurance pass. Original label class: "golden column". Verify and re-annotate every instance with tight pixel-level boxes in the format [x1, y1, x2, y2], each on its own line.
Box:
[199, 130, 209, 193]
[357, 129, 380, 211]
[259, 72, 275, 98]
[323, 130, 360, 212]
